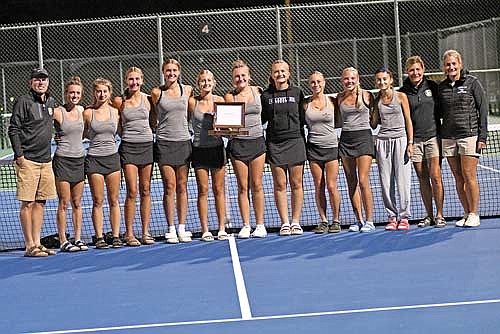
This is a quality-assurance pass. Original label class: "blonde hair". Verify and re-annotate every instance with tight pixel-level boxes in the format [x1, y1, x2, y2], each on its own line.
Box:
[197, 69, 216, 89]
[92, 78, 113, 105]
[125, 66, 144, 80]
[232, 59, 250, 73]
[308, 71, 325, 81]
[405, 56, 425, 72]
[442, 49, 463, 71]
[341, 67, 362, 108]
[64, 76, 83, 94]
[162, 58, 181, 72]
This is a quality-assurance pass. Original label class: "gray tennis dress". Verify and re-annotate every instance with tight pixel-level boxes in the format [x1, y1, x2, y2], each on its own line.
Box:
[155, 84, 192, 167]
[85, 107, 120, 175]
[53, 105, 85, 183]
[305, 95, 338, 162]
[339, 93, 375, 158]
[119, 93, 154, 166]
[228, 87, 266, 162]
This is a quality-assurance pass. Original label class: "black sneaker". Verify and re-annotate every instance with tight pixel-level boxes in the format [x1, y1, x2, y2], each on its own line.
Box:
[313, 221, 329, 234]
[328, 221, 341, 233]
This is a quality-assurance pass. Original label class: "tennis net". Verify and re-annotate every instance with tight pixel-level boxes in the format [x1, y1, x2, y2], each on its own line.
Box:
[1, 124, 499, 250]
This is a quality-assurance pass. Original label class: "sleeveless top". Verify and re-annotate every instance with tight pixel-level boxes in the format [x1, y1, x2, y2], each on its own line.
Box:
[191, 98, 223, 148]
[339, 92, 371, 132]
[156, 84, 190, 142]
[233, 87, 263, 139]
[87, 107, 118, 156]
[305, 96, 338, 148]
[377, 89, 406, 139]
[120, 93, 153, 143]
[54, 105, 85, 158]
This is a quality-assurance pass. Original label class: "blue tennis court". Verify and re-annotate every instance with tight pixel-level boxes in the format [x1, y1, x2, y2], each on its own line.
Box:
[1, 219, 500, 333]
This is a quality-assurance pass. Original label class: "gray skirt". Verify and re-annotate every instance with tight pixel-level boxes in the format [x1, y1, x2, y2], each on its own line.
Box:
[119, 141, 154, 167]
[154, 139, 191, 167]
[53, 155, 85, 183]
[85, 152, 121, 176]
[228, 136, 266, 163]
[339, 129, 375, 158]
[307, 142, 339, 163]
[266, 137, 306, 167]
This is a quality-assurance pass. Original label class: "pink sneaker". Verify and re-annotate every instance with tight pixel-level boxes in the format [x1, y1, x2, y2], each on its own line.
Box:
[398, 218, 410, 231]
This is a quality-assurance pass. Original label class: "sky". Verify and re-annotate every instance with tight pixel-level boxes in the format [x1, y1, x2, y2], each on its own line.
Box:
[2, 0, 308, 24]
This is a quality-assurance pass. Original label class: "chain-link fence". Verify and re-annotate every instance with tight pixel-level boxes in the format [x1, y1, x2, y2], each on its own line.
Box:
[1, 0, 499, 152]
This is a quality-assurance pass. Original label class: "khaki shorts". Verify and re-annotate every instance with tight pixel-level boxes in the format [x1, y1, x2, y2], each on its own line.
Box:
[441, 136, 481, 157]
[15, 159, 57, 201]
[411, 137, 440, 163]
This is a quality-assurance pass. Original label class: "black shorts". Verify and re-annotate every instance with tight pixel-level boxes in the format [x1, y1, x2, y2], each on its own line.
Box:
[191, 145, 226, 170]
[339, 129, 375, 158]
[119, 141, 153, 167]
[306, 142, 339, 163]
[266, 137, 306, 167]
[228, 137, 266, 163]
[154, 139, 191, 167]
[85, 152, 121, 176]
[52, 155, 85, 183]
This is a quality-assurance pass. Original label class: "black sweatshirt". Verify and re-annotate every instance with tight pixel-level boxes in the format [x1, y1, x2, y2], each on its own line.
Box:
[8, 90, 56, 162]
[261, 85, 305, 143]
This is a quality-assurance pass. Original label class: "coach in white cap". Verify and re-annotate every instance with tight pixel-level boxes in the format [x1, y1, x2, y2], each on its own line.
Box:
[8, 67, 58, 257]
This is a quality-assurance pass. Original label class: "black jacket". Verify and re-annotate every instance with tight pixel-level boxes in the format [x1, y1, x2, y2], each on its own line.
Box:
[438, 71, 488, 143]
[261, 85, 305, 143]
[399, 76, 440, 141]
[8, 90, 56, 162]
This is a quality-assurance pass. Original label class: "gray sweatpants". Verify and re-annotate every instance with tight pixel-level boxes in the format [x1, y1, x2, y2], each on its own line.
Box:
[376, 136, 411, 219]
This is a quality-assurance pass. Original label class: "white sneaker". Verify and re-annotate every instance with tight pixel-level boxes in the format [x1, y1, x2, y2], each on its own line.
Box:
[455, 214, 468, 227]
[238, 225, 251, 239]
[251, 225, 267, 238]
[464, 213, 480, 227]
[178, 231, 192, 243]
[360, 221, 376, 233]
[349, 221, 363, 232]
[164, 232, 179, 244]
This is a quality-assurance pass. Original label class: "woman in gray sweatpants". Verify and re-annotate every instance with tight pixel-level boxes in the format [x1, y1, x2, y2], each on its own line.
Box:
[373, 68, 414, 231]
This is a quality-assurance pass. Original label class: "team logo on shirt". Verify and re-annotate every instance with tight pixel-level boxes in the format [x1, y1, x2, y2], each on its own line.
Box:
[424, 89, 432, 97]
[457, 86, 468, 94]
[47, 107, 53, 116]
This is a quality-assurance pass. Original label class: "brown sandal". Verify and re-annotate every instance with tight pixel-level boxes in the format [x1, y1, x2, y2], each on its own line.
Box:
[38, 245, 56, 256]
[124, 237, 141, 247]
[141, 234, 155, 245]
[24, 246, 48, 257]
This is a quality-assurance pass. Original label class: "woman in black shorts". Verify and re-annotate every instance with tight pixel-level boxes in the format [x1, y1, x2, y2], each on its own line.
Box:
[53, 76, 88, 252]
[188, 70, 228, 241]
[113, 67, 154, 246]
[337, 67, 376, 233]
[261, 60, 306, 236]
[83, 78, 122, 249]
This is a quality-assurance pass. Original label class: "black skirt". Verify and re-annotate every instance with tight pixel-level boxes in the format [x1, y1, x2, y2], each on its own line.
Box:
[52, 155, 85, 183]
[85, 152, 121, 176]
[266, 137, 306, 167]
[191, 145, 226, 170]
[339, 129, 375, 158]
[306, 142, 339, 163]
[119, 141, 154, 166]
[154, 139, 191, 167]
[228, 137, 266, 163]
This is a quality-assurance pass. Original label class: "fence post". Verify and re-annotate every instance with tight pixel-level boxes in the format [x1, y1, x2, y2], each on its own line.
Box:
[157, 15, 164, 85]
[37, 24, 44, 68]
[393, 0, 403, 86]
[59, 60, 64, 102]
[276, 6, 283, 60]
[1, 67, 5, 149]
[352, 37, 358, 69]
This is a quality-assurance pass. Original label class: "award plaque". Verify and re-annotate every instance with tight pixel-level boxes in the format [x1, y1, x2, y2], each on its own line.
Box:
[208, 102, 249, 136]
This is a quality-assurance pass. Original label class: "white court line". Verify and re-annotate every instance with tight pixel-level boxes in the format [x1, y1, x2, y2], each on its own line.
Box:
[25, 298, 500, 334]
[228, 235, 252, 319]
[478, 163, 500, 174]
